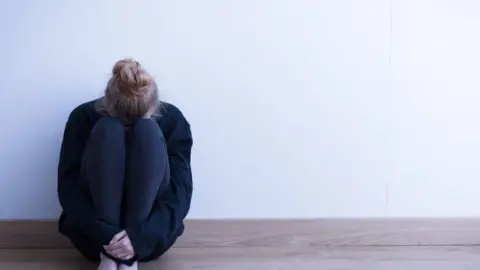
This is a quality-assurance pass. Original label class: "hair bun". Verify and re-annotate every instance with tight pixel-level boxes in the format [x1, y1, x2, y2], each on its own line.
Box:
[112, 58, 153, 95]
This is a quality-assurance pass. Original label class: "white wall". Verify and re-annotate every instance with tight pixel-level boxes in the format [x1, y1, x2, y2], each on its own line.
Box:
[0, 0, 479, 219]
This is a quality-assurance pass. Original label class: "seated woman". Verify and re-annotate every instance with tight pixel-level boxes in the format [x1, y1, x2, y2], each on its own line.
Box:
[57, 59, 193, 270]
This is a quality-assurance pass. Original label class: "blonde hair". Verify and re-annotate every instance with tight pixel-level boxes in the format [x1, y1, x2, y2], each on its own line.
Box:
[97, 58, 160, 123]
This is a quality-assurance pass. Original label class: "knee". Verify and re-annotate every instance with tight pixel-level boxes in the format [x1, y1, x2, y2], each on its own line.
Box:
[131, 118, 165, 140]
[91, 117, 125, 136]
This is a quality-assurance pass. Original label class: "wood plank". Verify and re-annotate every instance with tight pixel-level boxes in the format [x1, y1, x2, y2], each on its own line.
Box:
[4, 261, 480, 270]
[2, 247, 480, 270]
[2, 219, 480, 249]
[5, 246, 480, 262]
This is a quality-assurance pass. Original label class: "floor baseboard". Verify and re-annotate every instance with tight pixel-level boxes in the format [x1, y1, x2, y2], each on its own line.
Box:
[2, 219, 480, 249]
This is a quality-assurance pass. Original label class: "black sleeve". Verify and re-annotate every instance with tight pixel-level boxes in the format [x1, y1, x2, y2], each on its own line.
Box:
[126, 112, 193, 258]
[57, 106, 121, 246]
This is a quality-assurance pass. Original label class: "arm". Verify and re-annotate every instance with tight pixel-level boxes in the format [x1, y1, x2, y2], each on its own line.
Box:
[58, 106, 120, 246]
[126, 112, 193, 258]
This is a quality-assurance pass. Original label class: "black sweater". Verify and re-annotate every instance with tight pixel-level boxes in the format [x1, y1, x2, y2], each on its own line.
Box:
[57, 99, 193, 259]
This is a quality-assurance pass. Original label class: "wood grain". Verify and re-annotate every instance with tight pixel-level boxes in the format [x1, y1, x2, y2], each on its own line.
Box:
[2, 247, 480, 270]
[5, 246, 480, 262]
[2, 219, 480, 249]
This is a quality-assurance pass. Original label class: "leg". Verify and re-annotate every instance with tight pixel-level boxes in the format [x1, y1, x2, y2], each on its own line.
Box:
[83, 117, 126, 270]
[83, 117, 126, 227]
[123, 118, 169, 228]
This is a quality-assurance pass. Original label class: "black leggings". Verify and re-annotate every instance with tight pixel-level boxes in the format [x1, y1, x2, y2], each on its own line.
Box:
[83, 117, 169, 259]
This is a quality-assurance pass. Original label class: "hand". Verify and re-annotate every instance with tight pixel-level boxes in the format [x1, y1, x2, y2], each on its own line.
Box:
[142, 104, 158, 119]
[104, 230, 136, 260]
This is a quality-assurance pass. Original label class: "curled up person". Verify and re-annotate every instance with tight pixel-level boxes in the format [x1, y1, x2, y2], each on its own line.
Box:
[57, 59, 193, 269]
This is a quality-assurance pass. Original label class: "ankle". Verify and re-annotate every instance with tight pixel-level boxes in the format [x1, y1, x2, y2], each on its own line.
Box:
[99, 253, 118, 270]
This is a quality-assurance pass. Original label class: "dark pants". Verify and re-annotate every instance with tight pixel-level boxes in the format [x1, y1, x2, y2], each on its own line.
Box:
[73, 117, 169, 263]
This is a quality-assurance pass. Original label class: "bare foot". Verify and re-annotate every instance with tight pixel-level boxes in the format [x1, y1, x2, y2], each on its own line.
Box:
[119, 261, 138, 270]
[98, 253, 118, 270]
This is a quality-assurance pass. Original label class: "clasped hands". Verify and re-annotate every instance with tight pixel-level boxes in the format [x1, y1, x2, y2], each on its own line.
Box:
[104, 230, 136, 260]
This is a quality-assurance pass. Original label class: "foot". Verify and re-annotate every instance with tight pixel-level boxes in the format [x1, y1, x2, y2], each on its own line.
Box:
[119, 261, 138, 270]
[98, 253, 118, 270]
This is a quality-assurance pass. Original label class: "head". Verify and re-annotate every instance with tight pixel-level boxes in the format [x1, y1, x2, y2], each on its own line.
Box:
[99, 58, 159, 124]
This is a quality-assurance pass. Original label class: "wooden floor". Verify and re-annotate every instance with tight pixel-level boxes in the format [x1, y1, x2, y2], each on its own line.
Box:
[4, 246, 480, 269]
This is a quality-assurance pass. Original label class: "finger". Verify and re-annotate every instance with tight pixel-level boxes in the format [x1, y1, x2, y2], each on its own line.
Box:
[110, 231, 127, 245]
[116, 252, 133, 260]
[110, 231, 127, 244]
[108, 248, 127, 257]
[105, 239, 126, 250]
[104, 243, 124, 252]
[113, 230, 127, 241]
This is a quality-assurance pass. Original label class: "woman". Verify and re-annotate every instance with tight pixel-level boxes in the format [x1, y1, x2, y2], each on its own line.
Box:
[57, 59, 193, 270]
